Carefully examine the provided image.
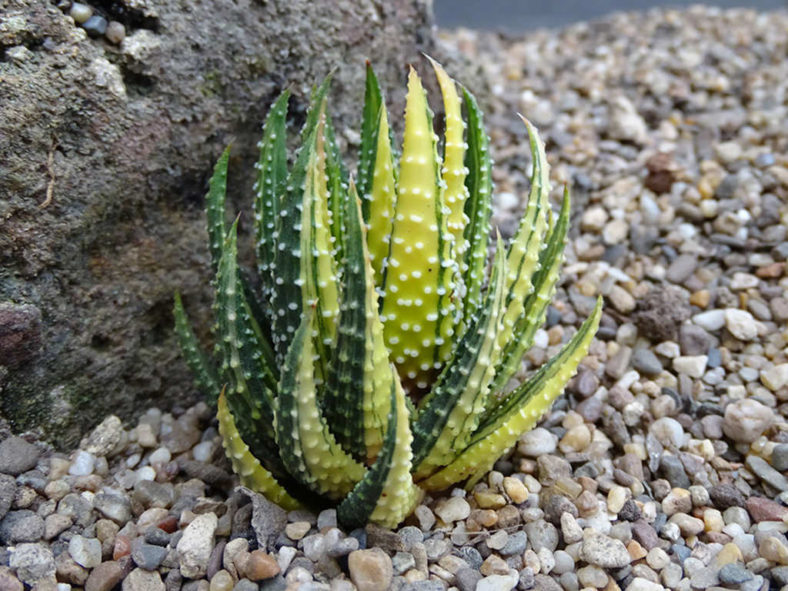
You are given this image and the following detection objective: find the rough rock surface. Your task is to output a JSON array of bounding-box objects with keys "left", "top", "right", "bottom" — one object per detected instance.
[{"left": 0, "top": 0, "right": 439, "bottom": 446}]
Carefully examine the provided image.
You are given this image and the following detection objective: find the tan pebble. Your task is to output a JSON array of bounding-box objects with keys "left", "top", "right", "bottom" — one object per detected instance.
[
  {"left": 243, "top": 550, "right": 280, "bottom": 581},
  {"left": 559, "top": 425, "right": 592, "bottom": 453},
  {"left": 480, "top": 554, "right": 510, "bottom": 576},
  {"left": 403, "top": 569, "right": 426, "bottom": 582},
  {"left": 348, "top": 548, "right": 393, "bottom": 591},
  {"left": 576, "top": 490, "right": 599, "bottom": 516},
  {"left": 473, "top": 491, "right": 506, "bottom": 509},
  {"left": 209, "top": 570, "right": 233, "bottom": 591},
  {"left": 703, "top": 508, "right": 724, "bottom": 532},
  {"left": 759, "top": 537, "right": 788, "bottom": 565},
  {"left": 471, "top": 509, "right": 498, "bottom": 528},
  {"left": 713, "top": 542, "right": 742, "bottom": 567},
  {"left": 523, "top": 549, "right": 541, "bottom": 574},
  {"left": 503, "top": 477, "right": 528, "bottom": 504},
  {"left": 627, "top": 540, "right": 648, "bottom": 561},
  {"left": 285, "top": 521, "right": 311, "bottom": 540},
  {"left": 608, "top": 486, "right": 630, "bottom": 514},
  {"left": 757, "top": 262, "right": 785, "bottom": 278},
  {"left": 689, "top": 290, "right": 710, "bottom": 308}
]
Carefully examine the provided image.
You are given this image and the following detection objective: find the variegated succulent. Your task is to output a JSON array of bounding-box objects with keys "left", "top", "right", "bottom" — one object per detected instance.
[{"left": 174, "top": 60, "right": 601, "bottom": 529}]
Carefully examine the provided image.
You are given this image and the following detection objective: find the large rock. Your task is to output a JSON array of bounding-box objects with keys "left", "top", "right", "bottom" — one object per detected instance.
[{"left": 0, "top": 0, "right": 440, "bottom": 446}]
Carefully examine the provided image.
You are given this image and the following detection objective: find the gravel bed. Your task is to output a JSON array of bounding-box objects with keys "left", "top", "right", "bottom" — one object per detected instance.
[{"left": 2, "top": 6, "right": 788, "bottom": 591}]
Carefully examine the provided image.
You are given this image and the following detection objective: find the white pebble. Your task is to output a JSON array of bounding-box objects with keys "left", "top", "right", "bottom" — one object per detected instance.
[
  {"left": 692, "top": 310, "right": 725, "bottom": 331},
  {"left": 724, "top": 309, "right": 758, "bottom": 341},
  {"left": 192, "top": 441, "right": 214, "bottom": 463},
  {"left": 148, "top": 447, "right": 172, "bottom": 465},
  {"left": 69, "top": 450, "right": 96, "bottom": 476}
]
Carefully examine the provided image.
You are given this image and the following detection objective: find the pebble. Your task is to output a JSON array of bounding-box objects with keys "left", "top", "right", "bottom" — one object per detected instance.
[
  {"left": 348, "top": 549, "right": 392, "bottom": 591},
  {"left": 0, "top": 510, "right": 44, "bottom": 543},
  {"left": 672, "top": 355, "right": 707, "bottom": 378},
  {"left": 8, "top": 543, "right": 55, "bottom": 585},
  {"left": 723, "top": 399, "right": 774, "bottom": 443},
  {"left": 746, "top": 455, "right": 788, "bottom": 492},
  {"left": 719, "top": 563, "right": 753, "bottom": 584},
  {"left": 517, "top": 428, "right": 557, "bottom": 457},
  {"left": 433, "top": 497, "right": 470, "bottom": 523},
  {"left": 243, "top": 550, "right": 280, "bottom": 581},
  {"left": 82, "top": 15, "right": 108, "bottom": 37},
  {"left": 761, "top": 364, "right": 788, "bottom": 391},
  {"left": 123, "top": 568, "right": 165, "bottom": 591},
  {"left": 69, "top": 535, "right": 102, "bottom": 569},
  {"left": 69, "top": 2, "right": 93, "bottom": 23},
  {"left": 0, "top": 437, "right": 41, "bottom": 475},
  {"left": 580, "top": 531, "right": 631, "bottom": 568},
  {"left": 724, "top": 309, "right": 758, "bottom": 341},
  {"left": 691, "top": 312, "right": 724, "bottom": 335},
  {"left": 177, "top": 513, "right": 217, "bottom": 579},
  {"left": 632, "top": 348, "right": 662, "bottom": 375},
  {"left": 85, "top": 561, "right": 124, "bottom": 591},
  {"left": 105, "top": 20, "right": 126, "bottom": 44}
]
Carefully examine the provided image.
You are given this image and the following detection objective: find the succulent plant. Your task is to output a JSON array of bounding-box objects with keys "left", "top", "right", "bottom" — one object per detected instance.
[{"left": 174, "top": 60, "right": 601, "bottom": 528}]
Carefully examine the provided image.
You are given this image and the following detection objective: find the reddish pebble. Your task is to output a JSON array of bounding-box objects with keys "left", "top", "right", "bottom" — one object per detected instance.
[
  {"left": 746, "top": 496, "right": 788, "bottom": 522},
  {"left": 157, "top": 516, "right": 178, "bottom": 533},
  {"left": 112, "top": 535, "right": 131, "bottom": 560}
]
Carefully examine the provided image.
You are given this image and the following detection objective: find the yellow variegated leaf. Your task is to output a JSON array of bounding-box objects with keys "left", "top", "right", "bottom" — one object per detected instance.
[
  {"left": 369, "top": 371, "right": 423, "bottom": 527},
  {"left": 217, "top": 390, "right": 301, "bottom": 511},
  {"left": 382, "top": 67, "right": 456, "bottom": 389},
  {"left": 419, "top": 298, "right": 602, "bottom": 491},
  {"left": 366, "top": 107, "right": 397, "bottom": 285}
]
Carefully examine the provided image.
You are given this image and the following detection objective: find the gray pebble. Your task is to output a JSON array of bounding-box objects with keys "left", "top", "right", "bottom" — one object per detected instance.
[
  {"left": 0, "top": 510, "right": 45, "bottom": 544},
  {"left": 718, "top": 563, "right": 753, "bottom": 585},
  {"left": 0, "top": 474, "right": 15, "bottom": 521},
  {"left": 0, "top": 437, "right": 40, "bottom": 476},
  {"left": 455, "top": 567, "right": 482, "bottom": 591},
  {"left": 659, "top": 454, "right": 690, "bottom": 488},
  {"left": 82, "top": 15, "right": 108, "bottom": 37},
  {"left": 94, "top": 492, "right": 132, "bottom": 524},
  {"left": 131, "top": 537, "right": 168, "bottom": 571},
  {"left": 233, "top": 580, "right": 258, "bottom": 591},
  {"left": 391, "top": 552, "right": 415, "bottom": 575},
  {"left": 8, "top": 543, "right": 55, "bottom": 585},
  {"left": 666, "top": 254, "right": 697, "bottom": 284},
  {"left": 500, "top": 531, "right": 528, "bottom": 556},
  {"left": 632, "top": 348, "right": 662, "bottom": 376},
  {"left": 746, "top": 455, "right": 788, "bottom": 492},
  {"left": 771, "top": 443, "right": 788, "bottom": 472},
  {"left": 524, "top": 520, "right": 558, "bottom": 552},
  {"left": 423, "top": 537, "right": 451, "bottom": 561}
]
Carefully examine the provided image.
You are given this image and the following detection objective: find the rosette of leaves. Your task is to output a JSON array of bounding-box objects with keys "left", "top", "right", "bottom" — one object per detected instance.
[{"left": 174, "top": 60, "right": 601, "bottom": 529}]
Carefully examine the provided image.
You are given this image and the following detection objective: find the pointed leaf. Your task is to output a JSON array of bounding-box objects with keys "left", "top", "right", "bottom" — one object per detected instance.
[
  {"left": 173, "top": 292, "right": 221, "bottom": 404},
  {"left": 357, "top": 62, "right": 383, "bottom": 211},
  {"left": 411, "top": 238, "right": 506, "bottom": 481},
  {"left": 419, "top": 298, "right": 602, "bottom": 491},
  {"left": 460, "top": 87, "right": 493, "bottom": 324},
  {"left": 206, "top": 146, "right": 231, "bottom": 274},
  {"left": 338, "top": 373, "right": 421, "bottom": 529},
  {"left": 254, "top": 90, "right": 290, "bottom": 316},
  {"left": 497, "top": 118, "right": 550, "bottom": 353},
  {"left": 365, "top": 106, "right": 397, "bottom": 284},
  {"left": 215, "top": 221, "right": 279, "bottom": 468},
  {"left": 429, "top": 57, "right": 469, "bottom": 261},
  {"left": 490, "top": 186, "right": 571, "bottom": 395},
  {"left": 323, "top": 182, "right": 392, "bottom": 462},
  {"left": 275, "top": 311, "right": 366, "bottom": 500},
  {"left": 382, "top": 67, "right": 457, "bottom": 389},
  {"left": 217, "top": 389, "right": 302, "bottom": 511}
]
